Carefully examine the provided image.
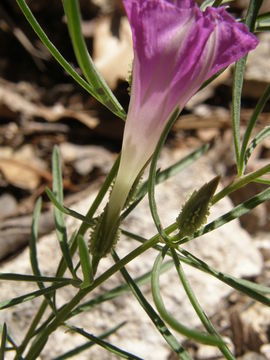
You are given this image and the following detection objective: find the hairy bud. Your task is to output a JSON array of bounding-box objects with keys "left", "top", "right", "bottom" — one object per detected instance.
[{"left": 176, "top": 176, "right": 220, "bottom": 237}]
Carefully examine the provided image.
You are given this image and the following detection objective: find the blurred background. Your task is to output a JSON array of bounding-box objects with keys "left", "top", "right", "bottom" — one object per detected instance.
[{"left": 0, "top": 1, "right": 270, "bottom": 358}]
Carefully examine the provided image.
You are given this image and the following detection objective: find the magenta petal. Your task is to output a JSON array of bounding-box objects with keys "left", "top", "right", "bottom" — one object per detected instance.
[
  {"left": 124, "top": 0, "right": 258, "bottom": 111},
  {"left": 108, "top": 0, "right": 258, "bottom": 224},
  {"left": 206, "top": 7, "right": 259, "bottom": 77}
]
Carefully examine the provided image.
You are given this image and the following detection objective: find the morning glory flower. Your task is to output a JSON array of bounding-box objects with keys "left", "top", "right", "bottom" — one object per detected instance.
[{"left": 90, "top": 0, "right": 258, "bottom": 269}]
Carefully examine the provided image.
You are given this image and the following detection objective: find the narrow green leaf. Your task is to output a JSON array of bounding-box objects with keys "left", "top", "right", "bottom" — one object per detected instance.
[
  {"left": 0, "top": 273, "right": 76, "bottom": 284},
  {"left": 253, "top": 178, "right": 270, "bottom": 186},
  {"left": 111, "top": 250, "right": 192, "bottom": 360},
  {"left": 255, "top": 12, "right": 270, "bottom": 32},
  {"left": 46, "top": 188, "right": 93, "bottom": 225},
  {"left": 200, "top": 0, "right": 233, "bottom": 10},
  {"left": 122, "top": 144, "right": 209, "bottom": 221},
  {"left": 231, "top": 277, "right": 270, "bottom": 295},
  {"left": 71, "top": 260, "right": 174, "bottom": 317},
  {"left": 233, "top": 0, "right": 262, "bottom": 174},
  {"left": 17, "top": 301, "right": 48, "bottom": 357},
  {"left": 124, "top": 229, "right": 270, "bottom": 307},
  {"left": 15, "top": 0, "right": 126, "bottom": 120},
  {"left": 53, "top": 322, "right": 126, "bottom": 360},
  {"left": 52, "top": 146, "right": 75, "bottom": 278},
  {"left": 179, "top": 185, "right": 270, "bottom": 243},
  {"left": 212, "top": 163, "right": 270, "bottom": 204},
  {"left": 30, "top": 198, "right": 42, "bottom": 277},
  {"left": 245, "top": 125, "right": 270, "bottom": 166},
  {"left": 239, "top": 83, "right": 270, "bottom": 174},
  {"left": 78, "top": 235, "right": 93, "bottom": 288},
  {"left": 62, "top": 0, "right": 125, "bottom": 120},
  {"left": 171, "top": 249, "right": 235, "bottom": 360},
  {"left": 179, "top": 248, "right": 270, "bottom": 307},
  {"left": 139, "top": 144, "right": 209, "bottom": 198},
  {"left": 65, "top": 324, "right": 143, "bottom": 360},
  {"left": 30, "top": 198, "right": 56, "bottom": 311},
  {"left": 148, "top": 109, "right": 180, "bottom": 243},
  {"left": 0, "top": 283, "right": 68, "bottom": 310},
  {"left": 0, "top": 323, "right": 7, "bottom": 360},
  {"left": 245, "top": 0, "right": 263, "bottom": 31},
  {"left": 232, "top": 58, "right": 246, "bottom": 168},
  {"left": 151, "top": 248, "right": 225, "bottom": 346},
  {"left": 33, "top": 260, "right": 175, "bottom": 339},
  {"left": 55, "top": 153, "right": 120, "bottom": 279}
]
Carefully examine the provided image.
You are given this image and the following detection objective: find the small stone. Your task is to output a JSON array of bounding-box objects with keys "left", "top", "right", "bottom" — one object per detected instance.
[
  {"left": 0, "top": 193, "right": 17, "bottom": 218},
  {"left": 196, "top": 344, "right": 221, "bottom": 359},
  {"left": 238, "top": 352, "right": 266, "bottom": 360},
  {"left": 260, "top": 344, "right": 270, "bottom": 360}
]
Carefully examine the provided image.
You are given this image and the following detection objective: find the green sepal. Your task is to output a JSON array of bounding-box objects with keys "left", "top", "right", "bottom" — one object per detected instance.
[
  {"left": 123, "top": 173, "right": 143, "bottom": 210},
  {"left": 89, "top": 206, "right": 120, "bottom": 274},
  {"left": 176, "top": 176, "right": 220, "bottom": 238}
]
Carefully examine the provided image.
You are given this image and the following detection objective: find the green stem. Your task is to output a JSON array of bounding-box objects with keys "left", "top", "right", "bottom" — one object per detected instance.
[
  {"left": 16, "top": 301, "right": 48, "bottom": 358},
  {"left": 111, "top": 250, "right": 192, "bottom": 359},
  {"left": 148, "top": 109, "right": 180, "bottom": 243},
  {"left": 239, "top": 83, "right": 270, "bottom": 175},
  {"left": 233, "top": 0, "right": 263, "bottom": 175},
  {"left": 56, "top": 154, "right": 120, "bottom": 277},
  {"left": 212, "top": 0, "right": 223, "bottom": 6},
  {"left": 19, "top": 155, "right": 120, "bottom": 357},
  {"left": 151, "top": 248, "right": 224, "bottom": 346},
  {"left": 15, "top": 0, "right": 126, "bottom": 120},
  {"left": 171, "top": 249, "right": 235, "bottom": 360},
  {"left": 212, "top": 163, "right": 270, "bottom": 204},
  {"left": 62, "top": 0, "right": 126, "bottom": 119},
  {"left": 24, "top": 226, "right": 174, "bottom": 359}
]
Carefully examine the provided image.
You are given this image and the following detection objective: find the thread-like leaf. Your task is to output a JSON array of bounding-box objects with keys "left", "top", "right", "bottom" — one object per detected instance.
[
  {"left": 0, "top": 283, "right": 68, "bottom": 310},
  {"left": 30, "top": 198, "right": 56, "bottom": 310},
  {"left": 200, "top": 0, "right": 233, "bottom": 10},
  {"left": 0, "top": 323, "right": 7, "bottom": 360},
  {"left": 52, "top": 146, "right": 75, "bottom": 278},
  {"left": 78, "top": 235, "right": 93, "bottom": 288},
  {"left": 122, "top": 144, "right": 209, "bottom": 221},
  {"left": 46, "top": 188, "right": 93, "bottom": 225},
  {"left": 171, "top": 249, "right": 235, "bottom": 360},
  {"left": 15, "top": 0, "right": 126, "bottom": 120},
  {"left": 0, "top": 273, "right": 75, "bottom": 283},
  {"left": 54, "top": 322, "right": 126, "bottom": 360},
  {"left": 233, "top": 0, "right": 263, "bottom": 173},
  {"left": 151, "top": 248, "right": 225, "bottom": 346},
  {"left": 244, "top": 125, "right": 270, "bottom": 165},
  {"left": 111, "top": 250, "right": 192, "bottom": 360},
  {"left": 148, "top": 108, "right": 180, "bottom": 243},
  {"left": 62, "top": 0, "right": 125, "bottom": 120},
  {"left": 255, "top": 12, "right": 270, "bottom": 32},
  {"left": 124, "top": 229, "right": 270, "bottom": 306},
  {"left": 239, "top": 83, "right": 270, "bottom": 174},
  {"left": 64, "top": 324, "right": 143, "bottom": 360}
]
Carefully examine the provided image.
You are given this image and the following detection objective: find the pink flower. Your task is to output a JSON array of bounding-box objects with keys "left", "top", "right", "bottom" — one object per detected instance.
[{"left": 91, "top": 0, "right": 258, "bottom": 268}]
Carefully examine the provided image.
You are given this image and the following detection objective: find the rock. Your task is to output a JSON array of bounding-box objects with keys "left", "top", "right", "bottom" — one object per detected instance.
[
  {"left": 197, "top": 337, "right": 234, "bottom": 360},
  {"left": 260, "top": 344, "right": 270, "bottom": 360},
  {"left": 255, "top": 233, "right": 270, "bottom": 261},
  {"left": 244, "top": 33, "right": 270, "bottom": 99},
  {"left": 59, "top": 143, "right": 114, "bottom": 175},
  {"left": 0, "top": 148, "right": 263, "bottom": 359},
  {"left": 239, "top": 302, "right": 270, "bottom": 348},
  {"left": 0, "top": 210, "right": 55, "bottom": 260},
  {"left": 0, "top": 193, "right": 17, "bottom": 219},
  {"left": 238, "top": 352, "right": 267, "bottom": 360},
  {"left": 93, "top": 16, "right": 133, "bottom": 89}
]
